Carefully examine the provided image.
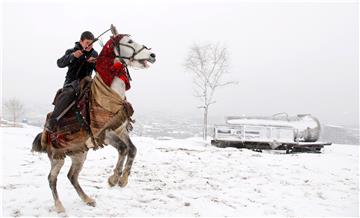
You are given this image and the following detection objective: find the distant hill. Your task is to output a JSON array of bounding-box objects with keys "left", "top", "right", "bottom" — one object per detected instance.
[{"left": 321, "top": 125, "right": 359, "bottom": 145}]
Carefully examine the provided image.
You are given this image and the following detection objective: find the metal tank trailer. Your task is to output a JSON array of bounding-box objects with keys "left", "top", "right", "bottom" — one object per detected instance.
[{"left": 211, "top": 113, "right": 332, "bottom": 153}]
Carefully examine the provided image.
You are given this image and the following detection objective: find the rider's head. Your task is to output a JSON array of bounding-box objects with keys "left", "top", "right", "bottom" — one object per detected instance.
[{"left": 80, "top": 31, "right": 95, "bottom": 51}]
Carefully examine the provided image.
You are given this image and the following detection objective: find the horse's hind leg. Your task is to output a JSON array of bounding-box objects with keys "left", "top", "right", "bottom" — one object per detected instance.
[
  {"left": 67, "top": 151, "right": 96, "bottom": 207},
  {"left": 105, "top": 130, "right": 128, "bottom": 187},
  {"left": 48, "top": 157, "right": 65, "bottom": 213}
]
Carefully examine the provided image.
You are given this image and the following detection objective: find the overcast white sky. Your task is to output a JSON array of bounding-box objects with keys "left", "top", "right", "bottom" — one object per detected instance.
[{"left": 1, "top": 0, "right": 359, "bottom": 127}]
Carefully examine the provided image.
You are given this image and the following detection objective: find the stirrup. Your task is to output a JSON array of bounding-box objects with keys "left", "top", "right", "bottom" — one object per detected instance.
[
  {"left": 45, "top": 123, "right": 55, "bottom": 133},
  {"left": 48, "top": 132, "right": 61, "bottom": 148},
  {"left": 45, "top": 118, "right": 57, "bottom": 133}
]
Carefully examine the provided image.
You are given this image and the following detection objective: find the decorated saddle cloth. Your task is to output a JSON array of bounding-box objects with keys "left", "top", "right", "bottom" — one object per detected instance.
[{"left": 89, "top": 73, "right": 127, "bottom": 134}]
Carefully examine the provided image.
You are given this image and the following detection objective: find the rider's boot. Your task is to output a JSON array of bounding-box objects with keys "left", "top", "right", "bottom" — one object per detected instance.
[{"left": 45, "top": 86, "right": 76, "bottom": 133}]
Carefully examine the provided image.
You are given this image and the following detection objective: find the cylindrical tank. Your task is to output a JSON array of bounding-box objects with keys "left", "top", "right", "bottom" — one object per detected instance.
[{"left": 226, "top": 114, "right": 321, "bottom": 142}]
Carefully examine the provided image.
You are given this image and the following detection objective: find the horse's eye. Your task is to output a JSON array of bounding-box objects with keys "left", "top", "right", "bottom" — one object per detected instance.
[{"left": 128, "top": 40, "right": 133, "bottom": 44}]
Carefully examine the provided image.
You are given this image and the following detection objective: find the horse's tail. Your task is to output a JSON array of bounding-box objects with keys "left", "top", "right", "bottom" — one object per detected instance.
[{"left": 31, "top": 132, "right": 47, "bottom": 153}]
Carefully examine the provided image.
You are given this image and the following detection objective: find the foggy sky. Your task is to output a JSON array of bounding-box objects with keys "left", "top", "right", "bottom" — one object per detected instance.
[{"left": 1, "top": 0, "right": 359, "bottom": 127}]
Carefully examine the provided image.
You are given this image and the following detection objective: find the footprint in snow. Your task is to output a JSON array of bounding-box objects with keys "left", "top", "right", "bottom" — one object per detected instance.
[
  {"left": 11, "top": 209, "right": 22, "bottom": 217},
  {"left": 317, "top": 192, "right": 326, "bottom": 200}
]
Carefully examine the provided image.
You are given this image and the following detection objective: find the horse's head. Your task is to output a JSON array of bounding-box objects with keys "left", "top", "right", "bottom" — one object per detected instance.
[{"left": 114, "top": 34, "right": 156, "bottom": 69}]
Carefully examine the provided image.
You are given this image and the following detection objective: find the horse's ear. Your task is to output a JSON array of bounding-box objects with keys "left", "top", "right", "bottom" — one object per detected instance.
[
  {"left": 110, "top": 24, "right": 118, "bottom": 36},
  {"left": 110, "top": 34, "right": 122, "bottom": 42}
]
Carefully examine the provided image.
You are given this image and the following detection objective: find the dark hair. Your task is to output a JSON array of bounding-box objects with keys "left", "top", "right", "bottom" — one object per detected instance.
[{"left": 80, "top": 31, "right": 95, "bottom": 41}]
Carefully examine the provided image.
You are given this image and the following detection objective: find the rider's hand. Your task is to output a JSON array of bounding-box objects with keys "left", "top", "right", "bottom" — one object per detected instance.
[
  {"left": 87, "top": 57, "right": 96, "bottom": 63},
  {"left": 72, "top": 50, "right": 83, "bottom": 58}
]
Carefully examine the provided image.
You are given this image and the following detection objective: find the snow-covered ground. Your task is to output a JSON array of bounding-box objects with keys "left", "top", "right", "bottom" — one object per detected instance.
[{"left": 0, "top": 124, "right": 359, "bottom": 217}]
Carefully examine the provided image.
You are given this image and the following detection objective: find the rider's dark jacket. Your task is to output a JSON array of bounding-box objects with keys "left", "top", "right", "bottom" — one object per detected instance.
[{"left": 57, "top": 42, "right": 98, "bottom": 86}]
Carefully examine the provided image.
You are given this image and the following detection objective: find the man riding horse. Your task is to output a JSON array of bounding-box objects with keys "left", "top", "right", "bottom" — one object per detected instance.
[
  {"left": 32, "top": 25, "right": 156, "bottom": 213},
  {"left": 45, "top": 31, "right": 98, "bottom": 133}
]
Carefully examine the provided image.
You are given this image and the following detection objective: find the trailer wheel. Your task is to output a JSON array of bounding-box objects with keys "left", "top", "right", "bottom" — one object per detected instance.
[
  {"left": 286, "top": 148, "right": 293, "bottom": 154},
  {"left": 211, "top": 140, "right": 226, "bottom": 148}
]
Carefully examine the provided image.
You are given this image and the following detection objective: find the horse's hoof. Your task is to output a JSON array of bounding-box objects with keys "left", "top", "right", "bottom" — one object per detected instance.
[
  {"left": 55, "top": 201, "right": 66, "bottom": 213},
  {"left": 118, "top": 177, "right": 128, "bottom": 188},
  {"left": 85, "top": 198, "right": 96, "bottom": 207},
  {"left": 108, "top": 175, "right": 119, "bottom": 187}
]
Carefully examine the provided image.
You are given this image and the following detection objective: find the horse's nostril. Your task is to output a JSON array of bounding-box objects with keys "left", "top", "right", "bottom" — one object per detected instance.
[{"left": 150, "top": 53, "right": 156, "bottom": 58}]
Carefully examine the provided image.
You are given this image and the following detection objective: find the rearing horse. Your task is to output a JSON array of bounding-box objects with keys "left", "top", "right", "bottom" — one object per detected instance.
[{"left": 31, "top": 28, "right": 156, "bottom": 213}]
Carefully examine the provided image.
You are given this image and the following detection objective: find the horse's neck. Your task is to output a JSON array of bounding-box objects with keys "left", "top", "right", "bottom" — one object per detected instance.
[{"left": 110, "top": 77, "right": 126, "bottom": 100}]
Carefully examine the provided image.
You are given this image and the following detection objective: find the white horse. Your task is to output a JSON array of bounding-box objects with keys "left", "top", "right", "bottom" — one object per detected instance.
[{"left": 32, "top": 32, "right": 156, "bottom": 213}]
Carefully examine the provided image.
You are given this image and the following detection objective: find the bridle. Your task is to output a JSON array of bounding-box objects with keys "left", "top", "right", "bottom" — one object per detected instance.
[
  {"left": 119, "top": 42, "right": 150, "bottom": 62},
  {"left": 108, "top": 25, "right": 152, "bottom": 80},
  {"left": 113, "top": 35, "right": 151, "bottom": 64},
  {"left": 109, "top": 24, "right": 151, "bottom": 66}
]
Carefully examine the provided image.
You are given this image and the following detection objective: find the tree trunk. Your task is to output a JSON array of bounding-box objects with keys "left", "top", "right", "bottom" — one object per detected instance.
[
  {"left": 13, "top": 111, "right": 16, "bottom": 127},
  {"left": 203, "top": 107, "right": 208, "bottom": 140}
]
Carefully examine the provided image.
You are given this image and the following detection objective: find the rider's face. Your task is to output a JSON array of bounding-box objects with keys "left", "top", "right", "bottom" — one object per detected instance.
[{"left": 80, "top": 39, "right": 93, "bottom": 51}]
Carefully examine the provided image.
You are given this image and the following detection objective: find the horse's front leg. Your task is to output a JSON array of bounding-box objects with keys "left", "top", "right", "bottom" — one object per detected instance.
[
  {"left": 112, "top": 122, "right": 136, "bottom": 188},
  {"left": 105, "top": 130, "right": 129, "bottom": 187},
  {"left": 118, "top": 137, "right": 137, "bottom": 188}
]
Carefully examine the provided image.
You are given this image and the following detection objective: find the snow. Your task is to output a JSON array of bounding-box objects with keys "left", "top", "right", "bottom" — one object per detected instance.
[{"left": 0, "top": 125, "right": 359, "bottom": 217}]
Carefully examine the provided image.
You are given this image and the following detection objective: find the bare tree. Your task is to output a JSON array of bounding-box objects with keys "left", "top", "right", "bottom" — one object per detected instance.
[
  {"left": 184, "top": 43, "right": 236, "bottom": 140},
  {"left": 4, "top": 98, "right": 24, "bottom": 126}
]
